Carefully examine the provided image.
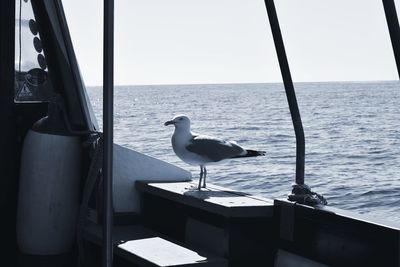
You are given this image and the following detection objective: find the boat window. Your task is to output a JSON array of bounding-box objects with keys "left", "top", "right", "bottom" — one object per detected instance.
[{"left": 14, "top": 0, "right": 53, "bottom": 102}]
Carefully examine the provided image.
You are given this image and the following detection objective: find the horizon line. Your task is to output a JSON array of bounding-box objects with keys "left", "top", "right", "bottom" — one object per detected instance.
[{"left": 85, "top": 79, "right": 399, "bottom": 88}]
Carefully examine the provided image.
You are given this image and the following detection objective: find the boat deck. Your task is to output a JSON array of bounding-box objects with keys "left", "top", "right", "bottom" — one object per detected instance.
[{"left": 82, "top": 181, "right": 400, "bottom": 267}]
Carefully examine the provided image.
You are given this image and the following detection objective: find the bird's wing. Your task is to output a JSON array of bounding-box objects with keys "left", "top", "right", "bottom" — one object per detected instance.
[{"left": 186, "top": 135, "right": 244, "bottom": 162}]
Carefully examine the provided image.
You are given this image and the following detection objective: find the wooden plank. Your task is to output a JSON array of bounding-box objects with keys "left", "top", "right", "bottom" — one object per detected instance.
[
  {"left": 84, "top": 223, "right": 227, "bottom": 267},
  {"left": 138, "top": 182, "right": 276, "bottom": 266},
  {"left": 84, "top": 223, "right": 158, "bottom": 245},
  {"left": 136, "top": 181, "right": 273, "bottom": 218},
  {"left": 118, "top": 237, "right": 226, "bottom": 267},
  {"left": 275, "top": 199, "right": 400, "bottom": 266},
  {"left": 275, "top": 198, "right": 400, "bottom": 230}
]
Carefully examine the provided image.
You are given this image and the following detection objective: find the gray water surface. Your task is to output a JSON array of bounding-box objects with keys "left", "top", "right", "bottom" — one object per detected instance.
[{"left": 87, "top": 81, "right": 400, "bottom": 222}]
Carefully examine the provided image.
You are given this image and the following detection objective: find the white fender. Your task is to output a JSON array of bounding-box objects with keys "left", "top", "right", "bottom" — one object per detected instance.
[{"left": 17, "top": 130, "right": 81, "bottom": 255}]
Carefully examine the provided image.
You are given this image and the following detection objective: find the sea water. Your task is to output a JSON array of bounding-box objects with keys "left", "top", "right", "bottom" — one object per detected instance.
[{"left": 87, "top": 81, "right": 400, "bottom": 222}]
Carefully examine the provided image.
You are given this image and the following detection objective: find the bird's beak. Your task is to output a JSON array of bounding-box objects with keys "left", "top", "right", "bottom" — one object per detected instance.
[{"left": 164, "top": 120, "right": 174, "bottom": 126}]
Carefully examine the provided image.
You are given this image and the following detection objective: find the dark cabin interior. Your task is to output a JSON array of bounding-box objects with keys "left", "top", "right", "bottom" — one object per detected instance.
[{"left": 0, "top": 1, "right": 92, "bottom": 265}]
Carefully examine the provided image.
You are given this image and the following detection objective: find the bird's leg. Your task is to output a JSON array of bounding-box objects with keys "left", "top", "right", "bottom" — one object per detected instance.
[
  {"left": 202, "top": 167, "right": 207, "bottom": 188},
  {"left": 198, "top": 166, "right": 204, "bottom": 190}
]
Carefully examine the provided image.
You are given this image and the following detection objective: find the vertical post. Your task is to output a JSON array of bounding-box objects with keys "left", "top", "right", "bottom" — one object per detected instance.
[
  {"left": 0, "top": 0, "right": 18, "bottom": 261},
  {"left": 103, "top": 0, "right": 114, "bottom": 266},
  {"left": 264, "top": 0, "right": 305, "bottom": 185},
  {"left": 382, "top": 0, "right": 400, "bottom": 79}
]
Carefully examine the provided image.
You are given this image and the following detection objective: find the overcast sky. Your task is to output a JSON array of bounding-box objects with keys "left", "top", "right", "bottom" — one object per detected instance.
[{"left": 62, "top": 0, "right": 399, "bottom": 86}]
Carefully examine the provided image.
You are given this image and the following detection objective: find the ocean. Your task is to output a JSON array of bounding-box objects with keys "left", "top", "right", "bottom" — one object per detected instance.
[{"left": 87, "top": 81, "right": 400, "bottom": 222}]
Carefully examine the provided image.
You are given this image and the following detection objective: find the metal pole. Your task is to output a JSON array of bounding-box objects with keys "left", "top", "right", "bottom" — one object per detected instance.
[
  {"left": 382, "top": 0, "right": 400, "bottom": 79},
  {"left": 264, "top": 0, "right": 305, "bottom": 185},
  {"left": 103, "top": 0, "right": 114, "bottom": 266}
]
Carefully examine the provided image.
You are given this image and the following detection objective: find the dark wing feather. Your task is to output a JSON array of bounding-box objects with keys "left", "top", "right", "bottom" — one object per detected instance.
[{"left": 186, "top": 135, "right": 244, "bottom": 162}]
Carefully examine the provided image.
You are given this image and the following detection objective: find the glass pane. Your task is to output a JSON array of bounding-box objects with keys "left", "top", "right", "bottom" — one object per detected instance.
[{"left": 15, "top": 0, "right": 53, "bottom": 102}]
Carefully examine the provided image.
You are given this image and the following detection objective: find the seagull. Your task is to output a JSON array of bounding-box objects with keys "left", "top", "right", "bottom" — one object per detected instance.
[{"left": 164, "top": 115, "right": 266, "bottom": 190}]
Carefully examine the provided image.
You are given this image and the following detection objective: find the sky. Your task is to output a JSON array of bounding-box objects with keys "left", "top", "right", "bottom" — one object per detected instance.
[{"left": 62, "top": 0, "right": 400, "bottom": 86}]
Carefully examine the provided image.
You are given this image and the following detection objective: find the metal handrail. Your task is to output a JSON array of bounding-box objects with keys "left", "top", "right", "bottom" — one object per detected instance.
[
  {"left": 264, "top": 0, "right": 305, "bottom": 185},
  {"left": 264, "top": 0, "right": 327, "bottom": 206},
  {"left": 383, "top": 0, "right": 400, "bottom": 79},
  {"left": 103, "top": 0, "right": 114, "bottom": 266}
]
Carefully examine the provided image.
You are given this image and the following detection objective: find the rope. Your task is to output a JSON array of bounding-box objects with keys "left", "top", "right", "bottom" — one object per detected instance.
[
  {"left": 77, "top": 134, "right": 103, "bottom": 267},
  {"left": 288, "top": 183, "right": 327, "bottom": 206}
]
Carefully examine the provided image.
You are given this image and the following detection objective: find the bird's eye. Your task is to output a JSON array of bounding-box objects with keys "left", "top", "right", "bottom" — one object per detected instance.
[{"left": 179, "top": 118, "right": 183, "bottom": 121}]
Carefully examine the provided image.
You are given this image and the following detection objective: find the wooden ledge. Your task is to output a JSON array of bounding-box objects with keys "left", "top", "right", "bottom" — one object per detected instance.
[
  {"left": 136, "top": 181, "right": 274, "bottom": 218},
  {"left": 84, "top": 223, "right": 227, "bottom": 267},
  {"left": 275, "top": 198, "right": 400, "bottom": 230},
  {"left": 118, "top": 237, "right": 227, "bottom": 267}
]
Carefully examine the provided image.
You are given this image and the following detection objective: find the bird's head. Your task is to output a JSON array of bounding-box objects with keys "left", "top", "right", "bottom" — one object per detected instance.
[{"left": 164, "top": 114, "right": 191, "bottom": 130}]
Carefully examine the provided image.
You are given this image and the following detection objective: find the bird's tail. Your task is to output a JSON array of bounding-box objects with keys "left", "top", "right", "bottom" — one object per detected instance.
[{"left": 232, "top": 149, "right": 266, "bottom": 158}]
